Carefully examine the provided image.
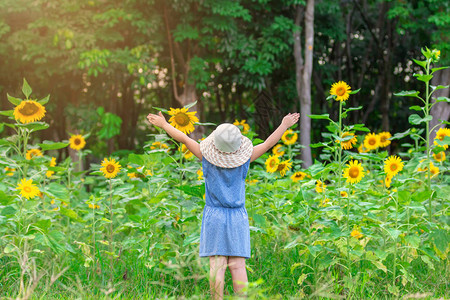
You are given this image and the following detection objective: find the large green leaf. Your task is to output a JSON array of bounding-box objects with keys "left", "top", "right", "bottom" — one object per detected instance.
[
  {"left": 22, "top": 78, "right": 32, "bottom": 99},
  {"left": 394, "top": 90, "right": 420, "bottom": 97},
  {"left": 38, "top": 140, "right": 69, "bottom": 150}
]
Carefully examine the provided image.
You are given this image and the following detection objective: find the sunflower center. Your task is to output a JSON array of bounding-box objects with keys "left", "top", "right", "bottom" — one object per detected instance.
[
  {"left": 369, "top": 138, "right": 376, "bottom": 145},
  {"left": 277, "top": 163, "right": 285, "bottom": 171},
  {"left": 174, "top": 113, "right": 190, "bottom": 126},
  {"left": 435, "top": 153, "right": 442, "bottom": 160},
  {"left": 438, "top": 134, "right": 444, "bottom": 141},
  {"left": 390, "top": 164, "right": 397, "bottom": 171},
  {"left": 19, "top": 102, "right": 40, "bottom": 116},
  {"left": 349, "top": 167, "right": 360, "bottom": 178},
  {"left": 106, "top": 165, "right": 116, "bottom": 173},
  {"left": 380, "top": 136, "right": 386, "bottom": 143},
  {"left": 74, "top": 138, "right": 81, "bottom": 145},
  {"left": 23, "top": 186, "right": 32, "bottom": 193},
  {"left": 269, "top": 160, "right": 277, "bottom": 168},
  {"left": 336, "top": 87, "right": 346, "bottom": 96}
]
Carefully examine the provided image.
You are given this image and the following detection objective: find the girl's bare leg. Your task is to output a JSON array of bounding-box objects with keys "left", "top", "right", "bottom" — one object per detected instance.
[
  {"left": 228, "top": 256, "right": 248, "bottom": 296},
  {"left": 209, "top": 255, "right": 228, "bottom": 300}
]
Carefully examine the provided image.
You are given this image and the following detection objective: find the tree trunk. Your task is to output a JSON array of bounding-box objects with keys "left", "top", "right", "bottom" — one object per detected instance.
[
  {"left": 294, "top": 1, "right": 314, "bottom": 168},
  {"left": 430, "top": 68, "right": 450, "bottom": 140}
]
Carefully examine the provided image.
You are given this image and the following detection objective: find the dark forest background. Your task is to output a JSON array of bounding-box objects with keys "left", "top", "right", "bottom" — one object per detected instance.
[{"left": 0, "top": 0, "right": 448, "bottom": 163}]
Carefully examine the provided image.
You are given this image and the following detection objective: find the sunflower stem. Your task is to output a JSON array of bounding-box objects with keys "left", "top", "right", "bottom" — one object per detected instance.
[
  {"left": 424, "top": 59, "right": 432, "bottom": 223},
  {"left": 109, "top": 179, "right": 114, "bottom": 284},
  {"left": 338, "top": 100, "right": 343, "bottom": 207}
]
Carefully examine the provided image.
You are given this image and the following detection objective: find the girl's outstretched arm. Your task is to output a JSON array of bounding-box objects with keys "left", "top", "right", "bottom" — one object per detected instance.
[
  {"left": 147, "top": 111, "right": 202, "bottom": 160},
  {"left": 250, "top": 113, "right": 300, "bottom": 162}
]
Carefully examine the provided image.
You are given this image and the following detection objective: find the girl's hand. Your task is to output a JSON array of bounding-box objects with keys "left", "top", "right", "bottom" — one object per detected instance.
[
  {"left": 147, "top": 111, "right": 168, "bottom": 128},
  {"left": 281, "top": 113, "right": 300, "bottom": 128}
]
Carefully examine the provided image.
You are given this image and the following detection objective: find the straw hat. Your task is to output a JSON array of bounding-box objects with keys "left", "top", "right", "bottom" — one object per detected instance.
[{"left": 200, "top": 123, "right": 253, "bottom": 168}]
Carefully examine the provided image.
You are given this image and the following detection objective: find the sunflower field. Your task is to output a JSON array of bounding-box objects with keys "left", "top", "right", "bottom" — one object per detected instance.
[{"left": 0, "top": 44, "right": 448, "bottom": 300}]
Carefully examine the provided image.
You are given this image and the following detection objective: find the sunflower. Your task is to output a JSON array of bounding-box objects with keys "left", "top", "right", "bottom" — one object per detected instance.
[
  {"left": 180, "top": 144, "right": 193, "bottom": 159},
  {"left": 276, "top": 159, "right": 292, "bottom": 177},
  {"left": 265, "top": 155, "right": 280, "bottom": 173},
  {"left": 150, "top": 141, "right": 169, "bottom": 150},
  {"left": 340, "top": 191, "right": 348, "bottom": 198},
  {"left": 351, "top": 229, "right": 363, "bottom": 239},
  {"left": 168, "top": 107, "right": 199, "bottom": 134},
  {"left": 25, "top": 148, "right": 43, "bottom": 160},
  {"left": 145, "top": 170, "right": 153, "bottom": 176},
  {"left": 337, "top": 132, "right": 357, "bottom": 150},
  {"left": 100, "top": 158, "right": 121, "bottom": 178},
  {"left": 46, "top": 157, "right": 57, "bottom": 178},
  {"left": 197, "top": 169, "right": 203, "bottom": 180},
  {"left": 343, "top": 160, "right": 365, "bottom": 184},
  {"left": 13, "top": 100, "right": 46, "bottom": 124},
  {"left": 4, "top": 167, "right": 16, "bottom": 176},
  {"left": 378, "top": 132, "right": 392, "bottom": 148},
  {"left": 434, "top": 127, "right": 450, "bottom": 150},
  {"left": 330, "top": 81, "right": 352, "bottom": 102},
  {"left": 16, "top": 178, "right": 40, "bottom": 199},
  {"left": 384, "top": 155, "right": 404, "bottom": 177},
  {"left": 272, "top": 144, "right": 285, "bottom": 156},
  {"left": 88, "top": 203, "right": 100, "bottom": 209},
  {"left": 385, "top": 174, "right": 393, "bottom": 188},
  {"left": 315, "top": 180, "right": 326, "bottom": 193},
  {"left": 69, "top": 134, "right": 86, "bottom": 151},
  {"left": 281, "top": 129, "right": 298, "bottom": 146},
  {"left": 290, "top": 171, "right": 307, "bottom": 182},
  {"left": 233, "top": 119, "right": 250, "bottom": 133},
  {"left": 433, "top": 151, "right": 446, "bottom": 163},
  {"left": 363, "top": 133, "right": 380, "bottom": 151},
  {"left": 429, "top": 163, "right": 439, "bottom": 178}
]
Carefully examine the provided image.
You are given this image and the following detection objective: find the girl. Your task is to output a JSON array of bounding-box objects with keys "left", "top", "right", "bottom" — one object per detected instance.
[{"left": 147, "top": 111, "right": 299, "bottom": 299}]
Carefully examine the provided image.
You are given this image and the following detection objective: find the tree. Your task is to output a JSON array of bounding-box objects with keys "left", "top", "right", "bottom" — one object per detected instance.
[{"left": 294, "top": 0, "right": 314, "bottom": 167}]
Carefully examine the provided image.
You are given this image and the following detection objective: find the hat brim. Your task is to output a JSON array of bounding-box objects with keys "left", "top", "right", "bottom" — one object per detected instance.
[{"left": 200, "top": 132, "right": 253, "bottom": 168}]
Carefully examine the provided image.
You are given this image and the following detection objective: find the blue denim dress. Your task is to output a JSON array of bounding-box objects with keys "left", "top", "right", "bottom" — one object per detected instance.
[{"left": 199, "top": 157, "right": 251, "bottom": 259}]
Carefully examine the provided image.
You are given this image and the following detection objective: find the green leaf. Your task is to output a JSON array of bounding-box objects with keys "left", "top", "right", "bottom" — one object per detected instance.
[
  {"left": 184, "top": 101, "right": 198, "bottom": 110},
  {"left": 391, "top": 129, "right": 411, "bottom": 140},
  {"left": 348, "top": 88, "right": 361, "bottom": 95},
  {"left": 177, "top": 185, "right": 205, "bottom": 198},
  {"left": 394, "top": 90, "right": 420, "bottom": 97},
  {"left": 128, "top": 153, "right": 145, "bottom": 165},
  {"left": 38, "top": 94, "right": 50, "bottom": 105},
  {"left": 7, "top": 93, "right": 22, "bottom": 106},
  {"left": 413, "top": 74, "right": 433, "bottom": 82},
  {"left": 409, "top": 106, "right": 423, "bottom": 111},
  {"left": 22, "top": 78, "right": 32, "bottom": 99},
  {"left": 344, "top": 106, "right": 363, "bottom": 112},
  {"left": 431, "top": 66, "right": 449, "bottom": 74},
  {"left": 0, "top": 110, "right": 13, "bottom": 117},
  {"left": 195, "top": 122, "right": 216, "bottom": 126},
  {"left": 430, "top": 229, "right": 449, "bottom": 253},
  {"left": 308, "top": 114, "right": 330, "bottom": 120},
  {"left": 405, "top": 235, "right": 420, "bottom": 248},
  {"left": 409, "top": 114, "right": 432, "bottom": 125},
  {"left": 436, "top": 97, "right": 450, "bottom": 103},
  {"left": 38, "top": 141, "right": 69, "bottom": 150},
  {"left": 420, "top": 255, "right": 435, "bottom": 270},
  {"left": 45, "top": 182, "right": 69, "bottom": 200},
  {"left": 412, "top": 58, "right": 427, "bottom": 69},
  {"left": 152, "top": 106, "right": 168, "bottom": 113},
  {"left": 60, "top": 208, "right": 83, "bottom": 222}
]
